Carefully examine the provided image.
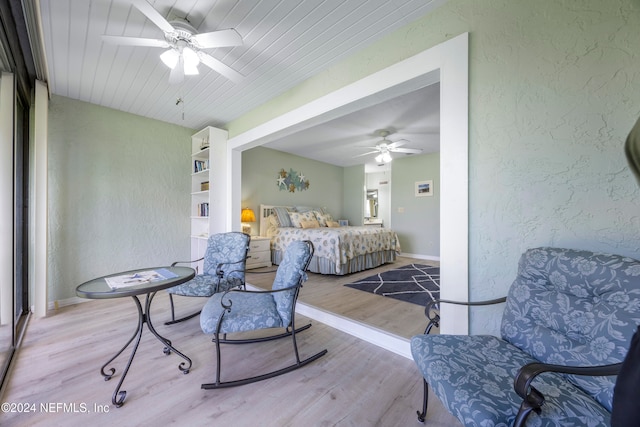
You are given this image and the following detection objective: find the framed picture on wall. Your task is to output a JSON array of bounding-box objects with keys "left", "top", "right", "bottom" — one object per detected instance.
[{"left": 415, "top": 180, "right": 433, "bottom": 197}]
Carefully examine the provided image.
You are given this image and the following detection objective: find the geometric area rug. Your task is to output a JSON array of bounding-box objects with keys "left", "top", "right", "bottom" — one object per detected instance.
[{"left": 344, "top": 264, "right": 439, "bottom": 306}]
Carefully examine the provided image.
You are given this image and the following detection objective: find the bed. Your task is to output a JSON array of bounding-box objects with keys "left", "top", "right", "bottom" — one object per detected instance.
[{"left": 259, "top": 204, "right": 401, "bottom": 275}]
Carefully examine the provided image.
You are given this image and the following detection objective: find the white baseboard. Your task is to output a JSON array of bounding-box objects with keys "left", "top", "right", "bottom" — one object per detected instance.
[
  {"left": 43, "top": 296, "right": 89, "bottom": 312},
  {"left": 246, "top": 283, "right": 412, "bottom": 360},
  {"left": 400, "top": 253, "right": 440, "bottom": 262},
  {"left": 296, "top": 302, "right": 412, "bottom": 360}
]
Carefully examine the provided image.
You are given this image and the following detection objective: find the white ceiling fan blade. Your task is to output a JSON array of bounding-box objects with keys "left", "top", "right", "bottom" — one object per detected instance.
[
  {"left": 168, "top": 56, "right": 185, "bottom": 85},
  {"left": 193, "top": 29, "right": 243, "bottom": 48},
  {"left": 199, "top": 52, "right": 244, "bottom": 83},
  {"left": 132, "top": 0, "right": 175, "bottom": 33},
  {"left": 387, "top": 139, "right": 408, "bottom": 149},
  {"left": 353, "top": 150, "right": 379, "bottom": 158},
  {"left": 390, "top": 147, "right": 423, "bottom": 154},
  {"left": 102, "top": 35, "right": 169, "bottom": 48}
]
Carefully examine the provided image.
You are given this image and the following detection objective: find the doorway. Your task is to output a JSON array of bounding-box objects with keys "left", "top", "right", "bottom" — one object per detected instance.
[{"left": 229, "top": 34, "right": 469, "bottom": 337}]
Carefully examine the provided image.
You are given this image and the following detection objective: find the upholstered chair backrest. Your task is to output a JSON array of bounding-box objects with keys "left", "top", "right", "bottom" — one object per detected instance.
[
  {"left": 272, "top": 240, "right": 313, "bottom": 325},
  {"left": 501, "top": 247, "right": 640, "bottom": 411},
  {"left": 203, "top": 232, "right": 250, "bottom": 282}
]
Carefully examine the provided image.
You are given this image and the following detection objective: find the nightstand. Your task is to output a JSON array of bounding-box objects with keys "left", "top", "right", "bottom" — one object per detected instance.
[{"left": 246, "top": 236, "right": 272, "bottom": 269}]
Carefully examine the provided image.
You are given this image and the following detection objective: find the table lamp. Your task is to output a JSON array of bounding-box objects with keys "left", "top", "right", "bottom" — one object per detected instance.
[{"left": 241, "top": 207, "right": 256, "bottom": 235}]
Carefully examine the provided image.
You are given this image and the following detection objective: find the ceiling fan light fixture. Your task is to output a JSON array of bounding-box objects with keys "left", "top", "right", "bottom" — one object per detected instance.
[
  {"left": 382, "top": 152, "right": 392, "bottom": 163},
  {"left": 183, "top": 47, "right": 200, "bottom": 75},
  {"left": 182, "top": 47, "right": 200, "bottom": 67},
  {"left": 160, "top": 49, "right": 179, "bottom": 69},
  {"left": 375, "top": 154, "right": 384, "bottom": 163},
  {"left": 103, "top": 1, "right": 244, "bottom": 83}
]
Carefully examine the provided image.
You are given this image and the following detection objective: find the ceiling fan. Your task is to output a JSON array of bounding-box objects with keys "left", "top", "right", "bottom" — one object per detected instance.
[
  {"left": 354, "top": 129, "right": 423, "bottom": 163},
  {"left": 102, "top": 0, "right": 244, "bottom": 84}
]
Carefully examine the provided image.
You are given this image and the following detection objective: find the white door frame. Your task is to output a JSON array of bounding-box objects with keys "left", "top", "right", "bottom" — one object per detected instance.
[{"left": 227, "top": 33, "right": 469, "bottom": 334}]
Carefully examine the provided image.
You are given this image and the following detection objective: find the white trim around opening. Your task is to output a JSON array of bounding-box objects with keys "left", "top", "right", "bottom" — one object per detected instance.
[{"left": 227, "top": 33, "right": 469, "bottom": 342}]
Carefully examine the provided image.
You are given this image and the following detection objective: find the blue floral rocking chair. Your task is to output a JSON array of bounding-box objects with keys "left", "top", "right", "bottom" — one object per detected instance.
[
  {"left": 165, "top": 232, "right": 250, "bottom": 325},
  {"left": 199, "top": 240, "right": 328, "bottom": 388}
]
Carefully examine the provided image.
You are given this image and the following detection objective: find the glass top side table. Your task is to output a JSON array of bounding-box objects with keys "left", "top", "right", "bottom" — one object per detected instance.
[{"left": 76, "top": 266, "right": 195, "bottom": 407}]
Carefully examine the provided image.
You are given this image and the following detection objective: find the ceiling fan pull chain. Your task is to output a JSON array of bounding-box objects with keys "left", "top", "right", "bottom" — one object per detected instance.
[{"left": 176, "top": 97, "right": 184, "bottom": 120}]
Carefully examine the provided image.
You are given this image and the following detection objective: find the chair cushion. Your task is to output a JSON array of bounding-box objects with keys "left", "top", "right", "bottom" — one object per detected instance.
[
  {"left": 200, "top": 291, "right": 283, "bottom": 335},
  {"left": 202, "top": 232, "right": 249, "bottom": 282},
  {"left": 501, "top": 247, "right": 640, "bottom": 411},
  {"left": 166, "top": 275, "right": 243, "bottom": 297},
  {"left": 411, "top": 334, "right": 612, "bottom": 427},
  {"left": 272, "top": 240, "right": 312, "bottom": 324}
]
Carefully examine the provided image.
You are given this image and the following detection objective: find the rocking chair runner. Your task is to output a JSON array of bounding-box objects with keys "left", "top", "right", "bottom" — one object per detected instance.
[
  {"left": 165, "top": 232, "right": 250, "bottom": 325},
  {"left": 199, "top": 240, "right": 328, "bottom": 388}
]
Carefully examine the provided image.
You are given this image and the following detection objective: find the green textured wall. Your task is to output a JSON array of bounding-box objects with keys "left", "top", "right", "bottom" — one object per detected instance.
[
  {"left": 342, "top": 165, "right": 365, "bottom": 225},
  {"left": 241, "top": 146, "right": 344, "bottom": 233},
  {"left": 227, "top": 0, "right": 640, "bottom": 334},
  {"left": 48, "top": 95, "right": 193, "bottom": 302},
  {"left": 391, "top": 153, "right": 440, "bottom": 257}
]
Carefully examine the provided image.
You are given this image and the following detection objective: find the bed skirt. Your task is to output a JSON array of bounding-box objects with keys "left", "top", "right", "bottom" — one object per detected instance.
[{"left": 271, "top": 249, "right": 397, "bottom": 275}]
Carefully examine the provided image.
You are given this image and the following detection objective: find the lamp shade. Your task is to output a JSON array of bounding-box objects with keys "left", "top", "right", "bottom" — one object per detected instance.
[
  {"left": 182, "top": 47, "right": 200, "bottom": 75},
  {"left": 241, "top": 208, "right": 256, "bottom": 223},
  {"left": 160, "top": 49, "right": 179, "bottom": 69}
]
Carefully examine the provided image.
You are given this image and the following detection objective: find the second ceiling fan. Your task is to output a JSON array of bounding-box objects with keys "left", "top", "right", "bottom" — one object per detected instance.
[
  {"left": 354, "top": 129, "right": 423, "bottom": 163},
  {"left": 102, "top": 0, "right": 244, "bottom": 84}
]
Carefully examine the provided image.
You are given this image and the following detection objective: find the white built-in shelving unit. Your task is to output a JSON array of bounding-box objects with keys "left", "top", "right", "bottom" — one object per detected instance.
[{"left": 190, "top": 126, "right": 228, "bottom": 273}]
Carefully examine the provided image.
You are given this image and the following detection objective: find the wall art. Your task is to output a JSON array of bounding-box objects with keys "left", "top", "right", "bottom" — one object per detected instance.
[
  {"left": 277, "top": 168, "right": 310, "bottom": 192},
  {"left": 415, "top": 180, "right": 433, "bottom": 197}
]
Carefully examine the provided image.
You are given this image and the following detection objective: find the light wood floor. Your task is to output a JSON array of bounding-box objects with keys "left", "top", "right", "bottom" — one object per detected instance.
[
  {"left": 247, "top": 255, "right": 438, "bottom": 339},
  {"left": 0, "top": 292, "right": 459, "bottom": 426}
]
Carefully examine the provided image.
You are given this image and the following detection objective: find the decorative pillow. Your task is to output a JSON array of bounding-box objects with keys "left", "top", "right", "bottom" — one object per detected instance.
[
  {"left": 273, "top": 206, "right": 294, "bottom": 227},
  {"left": 326, "top": 220, "right": 340, "bottom": 227},
  {"left": 314, "top": 211, "right": 334, "bottom": 227},
  {"left": 266, "top": 214, "right": 279, "bottom": 237},
  {"left": 300, "top": 219, "right": 320, "bottom": 229},
  {"left": 288, "top": 211, "right": 316, "bottom": 228}
]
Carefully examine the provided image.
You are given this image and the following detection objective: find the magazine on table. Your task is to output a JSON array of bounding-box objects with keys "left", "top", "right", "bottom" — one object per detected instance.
[{"left": 104, "top": 268, "right": 178, "bottom": 289}]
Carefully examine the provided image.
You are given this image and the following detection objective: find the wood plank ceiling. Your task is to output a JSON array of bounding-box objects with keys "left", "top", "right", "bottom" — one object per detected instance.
[{"left": 39, "top": 0, "right": 445, "bottom": 129}]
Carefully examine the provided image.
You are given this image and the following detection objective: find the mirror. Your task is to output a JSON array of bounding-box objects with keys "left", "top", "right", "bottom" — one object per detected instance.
[{"left": 366, "top": 189, "right": 378, "bottom": 218}]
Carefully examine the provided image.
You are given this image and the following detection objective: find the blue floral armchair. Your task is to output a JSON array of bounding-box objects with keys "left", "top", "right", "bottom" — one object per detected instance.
[
  {"left": 199, "top": 240, "right": 327, "bottom": 388},
  {"left": 165, "top": 232, "right": 250, "bottom": 324},
  {"left": 411, "top": 247, "right": 640, "bottom": 426}
]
